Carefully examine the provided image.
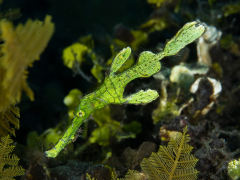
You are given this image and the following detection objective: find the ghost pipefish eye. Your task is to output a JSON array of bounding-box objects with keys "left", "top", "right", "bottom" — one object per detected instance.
[{"left": 76, "top": 110, "right": 85, "bottom": 117}]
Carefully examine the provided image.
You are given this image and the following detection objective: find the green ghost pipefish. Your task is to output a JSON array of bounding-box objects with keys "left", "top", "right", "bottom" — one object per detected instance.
[{"left": 45, "top": 21, "right": 205, "bottom": 158}]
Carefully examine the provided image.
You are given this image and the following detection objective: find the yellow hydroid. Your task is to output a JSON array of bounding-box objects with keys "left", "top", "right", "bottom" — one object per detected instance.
[{"left": 0, "top": 15, "right": 54, "bottom": 112}]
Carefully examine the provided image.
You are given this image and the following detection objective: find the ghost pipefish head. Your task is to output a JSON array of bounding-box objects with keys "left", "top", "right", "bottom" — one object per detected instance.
[{"left": 45, "top": 108, "right": 87, "bottom": 158}]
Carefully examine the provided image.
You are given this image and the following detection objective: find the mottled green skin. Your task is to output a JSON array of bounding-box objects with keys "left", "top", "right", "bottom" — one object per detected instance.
[{"left": 45, "top": 21, "right": 205, "bottom": 158}]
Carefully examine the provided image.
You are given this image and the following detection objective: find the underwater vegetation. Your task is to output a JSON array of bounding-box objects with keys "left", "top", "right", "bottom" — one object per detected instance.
[
  {"left": 0, "top": 14, "right": 54, "bottom": 142},
  {"left": 86, "top": 126, "right": 199, "bottom": 180},
  {"left": 1, "top": 0, "right": 240, "bottom": 179},
  {"left": 0, "top": 10, "right": 54, "bottom": 179},
  {"left": 0, "top": 136, "right": 25, "bottom": 179}
]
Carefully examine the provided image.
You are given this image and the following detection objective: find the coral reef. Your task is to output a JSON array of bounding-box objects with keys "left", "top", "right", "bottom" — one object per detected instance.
[{"left": 1, "top": 0, "right": 240, "bottom": 179}]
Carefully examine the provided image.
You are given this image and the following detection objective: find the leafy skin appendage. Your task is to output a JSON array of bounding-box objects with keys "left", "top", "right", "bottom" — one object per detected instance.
[
  {"left": 45, "top": 21, "right": 205, "bottom": 158},
  {"left": 0, "top": 135, "right": 25, "bottom": 179},
  {"left": 140, "top": 126, "right": 199, "bottom": 180}
]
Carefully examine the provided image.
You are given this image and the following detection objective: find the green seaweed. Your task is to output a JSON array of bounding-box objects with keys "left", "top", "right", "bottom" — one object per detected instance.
[
  {"left": 222, "top": 3, "right": 240, "bottom": 17},
  {"left": 228, "top": 158, "right": 240, "bottom": 180},
  {"left": 89, "top": 106, "right": 121, "bottom": 146},
  {"left": 45, "top": 21, "right": 205, "bottom": 158}
]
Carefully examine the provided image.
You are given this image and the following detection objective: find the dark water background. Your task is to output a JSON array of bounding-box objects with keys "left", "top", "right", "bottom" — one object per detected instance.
[{"left": 2, "top": 0, "right": 153, "bottom": 143}]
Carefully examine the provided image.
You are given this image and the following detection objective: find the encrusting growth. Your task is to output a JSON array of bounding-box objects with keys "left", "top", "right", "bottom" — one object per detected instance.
[{"left": 45, "top": 21, "right": 206, "bottom": 158}]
